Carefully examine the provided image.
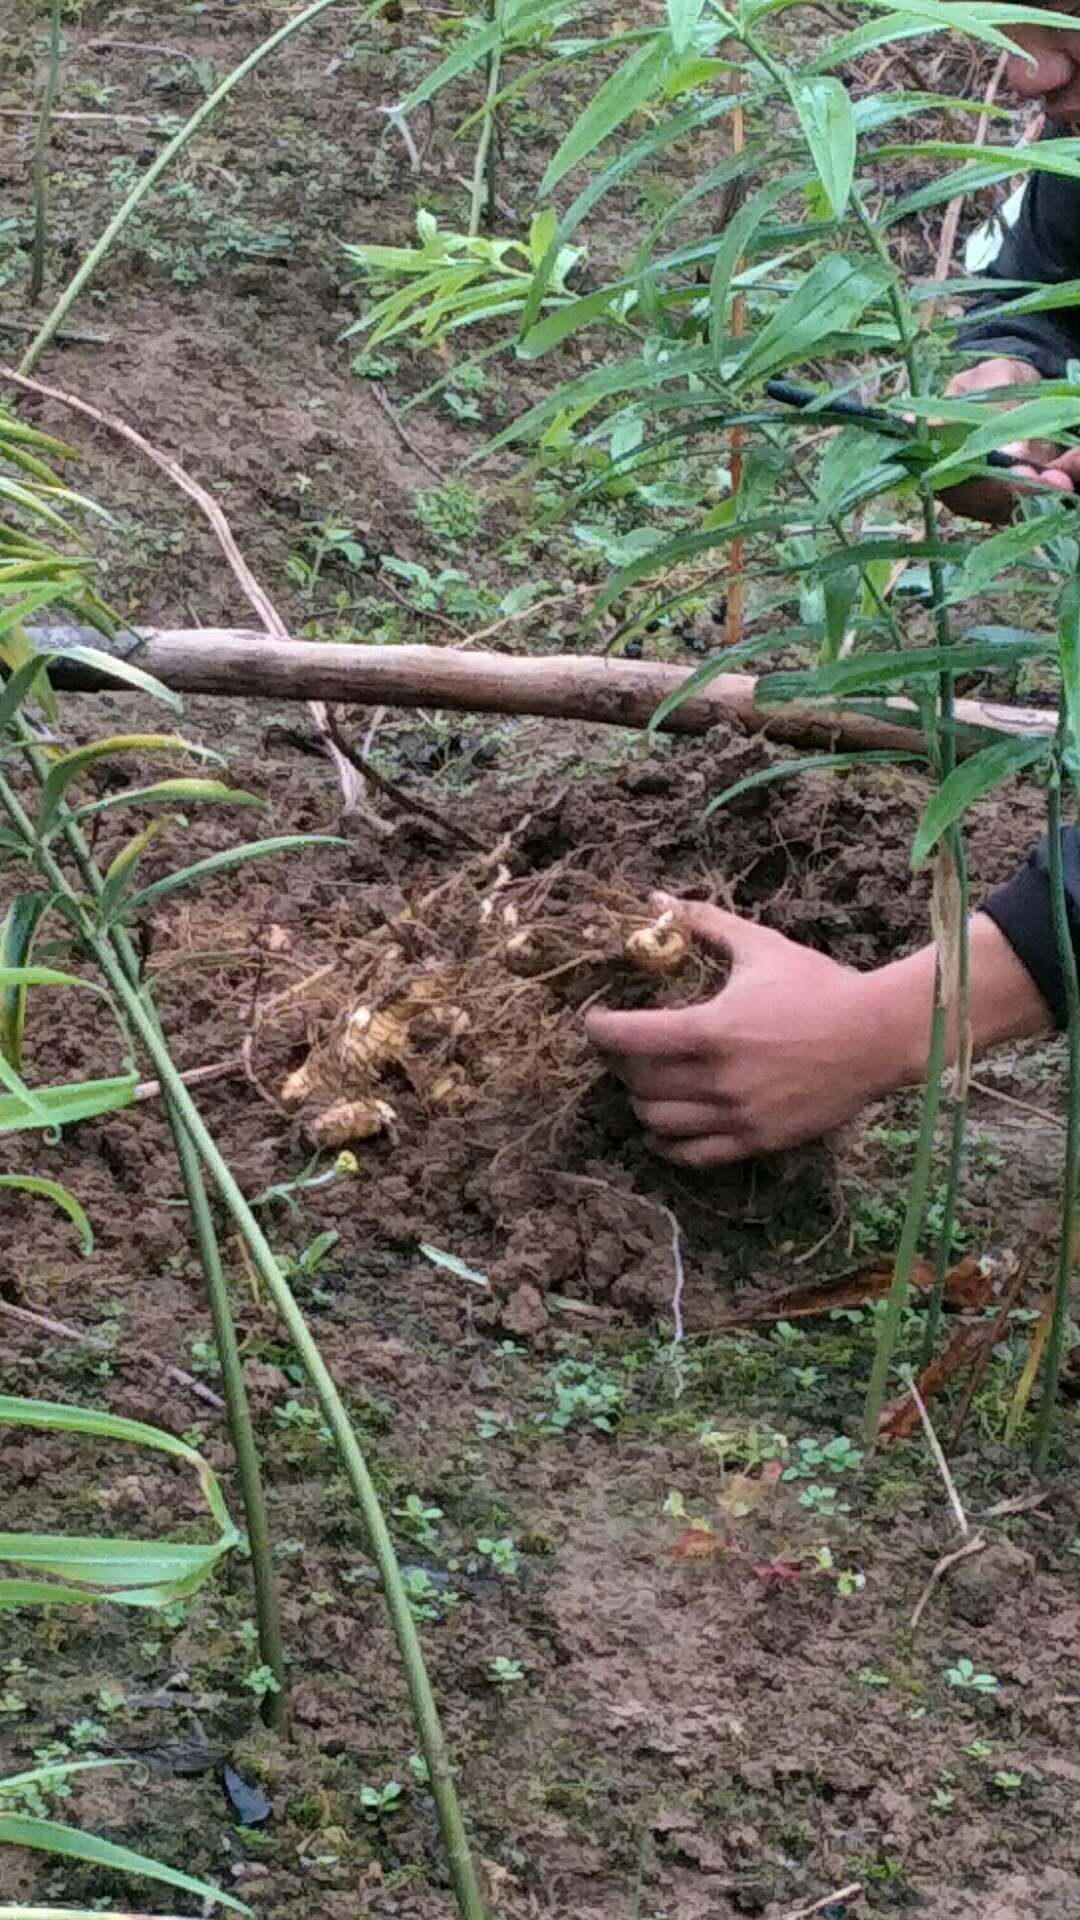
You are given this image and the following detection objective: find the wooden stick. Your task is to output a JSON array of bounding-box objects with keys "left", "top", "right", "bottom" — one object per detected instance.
[{"left": 36, "top": 626, "right": 1059, "bottom": 756}]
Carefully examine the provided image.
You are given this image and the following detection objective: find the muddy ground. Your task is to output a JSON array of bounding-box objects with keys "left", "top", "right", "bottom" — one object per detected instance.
[{"left": 2, "top": 5, "right": 1079, "bottom": 1919}]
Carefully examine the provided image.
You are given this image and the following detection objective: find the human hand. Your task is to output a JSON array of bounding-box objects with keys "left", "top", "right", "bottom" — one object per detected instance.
[
  {"left": 1005, "top": 2, "right": 1080, "bottom": 116},
  {"left": 587, "top": 900, "right": 1050, "bottom": 1166},
  {"left": 585, "top": 896, "right": 912, "bottom": 1166},
  {"left": 938, "top": 357, "right": 1080, "bottom": 523}
]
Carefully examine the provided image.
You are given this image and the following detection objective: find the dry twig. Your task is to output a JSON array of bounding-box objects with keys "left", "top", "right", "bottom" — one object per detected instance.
[
  {"left": 0, "top": 364, "right": 377, "bottom": 818},
  {"left": 911, "top": 1531, "right": 987, "bottom": 1632},
  {"left": 324, "top": 706, "right": 485, "bottom": 848},
  {"left": 0, "top": 1298, "right": 224, "bottom": 1411},
  {"left": 370, "top": 378, "right": 444, "bottom": 478},
  {"left": 133, "top": 1057, "right": 243, "bottom": 1102},
  {"left": 905, "top": 1369, "right": 970, "bottom": 1537},
  {"left": 781, "top": 1885, "right": 864, "bottom": 1920}
]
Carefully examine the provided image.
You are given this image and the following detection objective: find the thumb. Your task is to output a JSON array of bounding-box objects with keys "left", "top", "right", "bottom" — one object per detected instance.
[
  {"left": 650, "top": 891, "right": 772, "bottom": 962},
  {"left": 1007, "top": 38, "right": 1076, "bottom": 99}
]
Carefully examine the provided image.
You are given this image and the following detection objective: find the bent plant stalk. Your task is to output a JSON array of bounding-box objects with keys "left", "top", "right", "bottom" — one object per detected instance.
[
  {"left": 0, "top": 768, "right": 486, "bottom": 1920},
  {"left": 11, "top": 719, "right": 287, "bottom": 1723},
  {"left": 1034, "top": 764, "right": 1080, "bottom": 1471}
]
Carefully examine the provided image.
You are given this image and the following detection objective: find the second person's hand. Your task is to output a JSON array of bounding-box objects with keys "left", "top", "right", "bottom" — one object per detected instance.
[{"left": 939, "top": 357, "right": 1080, "bottom": 523}]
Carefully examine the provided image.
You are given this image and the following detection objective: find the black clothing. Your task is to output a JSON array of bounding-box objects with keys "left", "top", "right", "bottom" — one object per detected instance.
[{"left": 957, "top": 147, "right": 1080, "bottom": 376}]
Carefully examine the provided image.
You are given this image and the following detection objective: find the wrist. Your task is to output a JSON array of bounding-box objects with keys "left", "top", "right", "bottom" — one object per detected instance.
[
  {"left": 851, "top": 914, "right": 1053, "bottom": 1096},
  {"left": 852, "top": 950, "right": 937, "bottom": 1095}
]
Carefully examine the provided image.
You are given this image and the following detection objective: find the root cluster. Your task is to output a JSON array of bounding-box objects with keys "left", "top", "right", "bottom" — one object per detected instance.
[{"left": 261, "top": 848, "right": 727, "bottom": 1153}]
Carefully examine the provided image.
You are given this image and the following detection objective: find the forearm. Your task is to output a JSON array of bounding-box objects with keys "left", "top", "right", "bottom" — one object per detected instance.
[{"left": 867, "top": 913, "right": 1052, "bottom": 1093}]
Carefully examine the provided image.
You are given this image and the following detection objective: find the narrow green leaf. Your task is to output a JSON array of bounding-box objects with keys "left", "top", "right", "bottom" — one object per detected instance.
[
  {"left": 732, "top": 257, "right": 890, "bottom": 384},
  {"left": 0, "top": 1073, "right": 136, "bottom": 1133},
  {"left": 587, "top": 511, "right": 789, "bottom": 624},
  {"left": 519, "top": 97, "right": 750, "bottom": 332},
  {"left": 0, "top": 655, "right": 51, "bottom": 738},
  {"left": 703, "top": 750, "right": 922, "bottom": 820},
  {"left": 0, "top": 582, "right": 72, "bottom": 643},
  {"left": 788, "top": 76, "right": 856, "bottom": 218},
  {"left": 0, "top": 1050, "right": 50, "bottom": 1126},
  {"left": 52, "top": 644, "right": 183, "bottom": 711},
  {"left": 37, "top": 736, "right": 214, "bottom": 834},
  {"left": 129, "top": 834, "right": 348, "bottom": 910},
  {"left": 0, "top": 1176, "right": 92, "bottom": 1253},
  {"left": 709, "top": 178, "right": 792, "bottom": 354},
  {"left": 0, "top": 1817, "right": 248, "bottom": 1913},
  {"left": 911, "top": 737, "right": 1051, "bottom": 868},
  {"left": 72, "top": 779, "right": 263, "bottom": 823},
  {"left": 859, "top": 0, "right": 1080, "bottom": 56},
  {"left": 398, "top": 0, "right": 568, "bottom": 111},
  {"left": 0, "top": 1759, "right": 134, "bottom": 1794},
  {"left": 0, "top": 1577, "right": 144, "bottom": 1609},
  {"left": 99, "top": 819, "right": 167, "bottom": 925},
  {"left": 647, "top": 631, "right": 797, "bottom": 733},
  {"left": 945, "top": 506, "right": 1077, "bottom": 602},
  {"left": 540, "top": 36, "right": 672, "bottom": 197},
  {"left": 0, "top": 894, "right": 50, "bottom": 1070},
  {"left": 0, "top": 1533, "right": 220, "bottom": 1589},
  {"left": 666, "top": 0, "right": 706, "bottom": 55},
  {"left": 928, "top": 397, "right": 1080, "bottom": 477},
  {"left": 519, "top": 285, "right": 630, "bottom": 359},
  {"left": 758, "top": 636, "right": 1053, "bottom": 705}
]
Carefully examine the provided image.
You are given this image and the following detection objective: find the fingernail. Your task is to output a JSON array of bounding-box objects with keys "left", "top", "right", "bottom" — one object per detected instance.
[{"left": 649, "top": 889, "right": 676, "bottom": 912}]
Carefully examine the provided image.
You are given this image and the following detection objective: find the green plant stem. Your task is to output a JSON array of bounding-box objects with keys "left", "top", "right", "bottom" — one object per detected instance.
[
  {"left": 165, "top": 1110, "right": 288, "bottom": 1728},
  {"left": 19, "top": 0, "right": 379, "bottom": 373},
  {"left": 1034, "top": 768, "right": 1080, "bottom": 1470},
  {"left": 10, "top": 720, "right": 287, "bottom": 1724},
  {"left": 712, "top": 24, "right": 967, "bottom": 1426},
  {"left": 29, "top": 0, "right": 63, "bottom": 304},
  {"left": 862, "top": 994, "right": 949, "bottom": 1441},
  {"left": 0, "top": 773, "right": 485, "bottom": 1920},
  {"left": 849, "top": 177, "right": 975, "bottom": 1398},
  {"left": 919, "top": 1095, "right": 966, "bottom": 1368},
  {"left": 469, "top": 0, "right": 502, "bottom": 236}
]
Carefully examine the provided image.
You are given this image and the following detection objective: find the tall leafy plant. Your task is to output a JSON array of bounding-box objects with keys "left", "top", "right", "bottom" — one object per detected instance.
[
  {"left": 0, "top": 423, "right": 485, "bottom": 1915},
  {"left": 366, "top": 0, "right": 1080, "bottom": 1452}
]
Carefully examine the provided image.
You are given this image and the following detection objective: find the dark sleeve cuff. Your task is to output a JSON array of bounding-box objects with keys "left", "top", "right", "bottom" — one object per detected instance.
[
  {"left": 951, "top": 322, "right": 1073, "bottom": 382},
  {"left": 982, "top": 835, "right": 1080, "bottom": 1028}
]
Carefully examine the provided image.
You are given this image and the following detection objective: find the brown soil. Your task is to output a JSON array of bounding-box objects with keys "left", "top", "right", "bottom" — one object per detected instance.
[
  {"left": 3, "top": 712, "right": 1079, "bottom": 1920},
  {"left": 2, "top": 7, "right": 1079, "bottom": 1920}
]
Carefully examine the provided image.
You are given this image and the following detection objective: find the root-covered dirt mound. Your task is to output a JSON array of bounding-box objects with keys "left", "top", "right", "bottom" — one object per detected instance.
[
  {"left": 7, "top": 711, "right": 1055, "bottom": 1338},
  {"left": 4, "top": 705, "right": 1078, "bottom": 1920}
]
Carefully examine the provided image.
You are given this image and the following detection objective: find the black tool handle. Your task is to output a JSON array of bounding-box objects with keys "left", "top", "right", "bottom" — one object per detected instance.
[{"left": 764, "top": 377, "right": 1020, "bottom": 471}]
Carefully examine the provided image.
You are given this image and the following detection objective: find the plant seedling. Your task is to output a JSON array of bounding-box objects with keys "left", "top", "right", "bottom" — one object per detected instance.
[
  {"left": 488, "top": 1656, "right": 526, "bottom": 1689},
  {"left": 783, "top": 1435, "right": 862, "bottom": 1481},
  {"left": 361, "top": 1779, "right": 405, "bottom": 1821},
  {"left": 396, "top": 1494, "right": 444, "bottom": 1550},
  {"left": 946, "top": 1658, "right": 999, "bottom": 1694},
  {"left": 242, "top": 1664, "right": 283, "bottom": 1700},
  {"left": 476, "top": 1535, "right": 519, "bottom": 1577}
]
